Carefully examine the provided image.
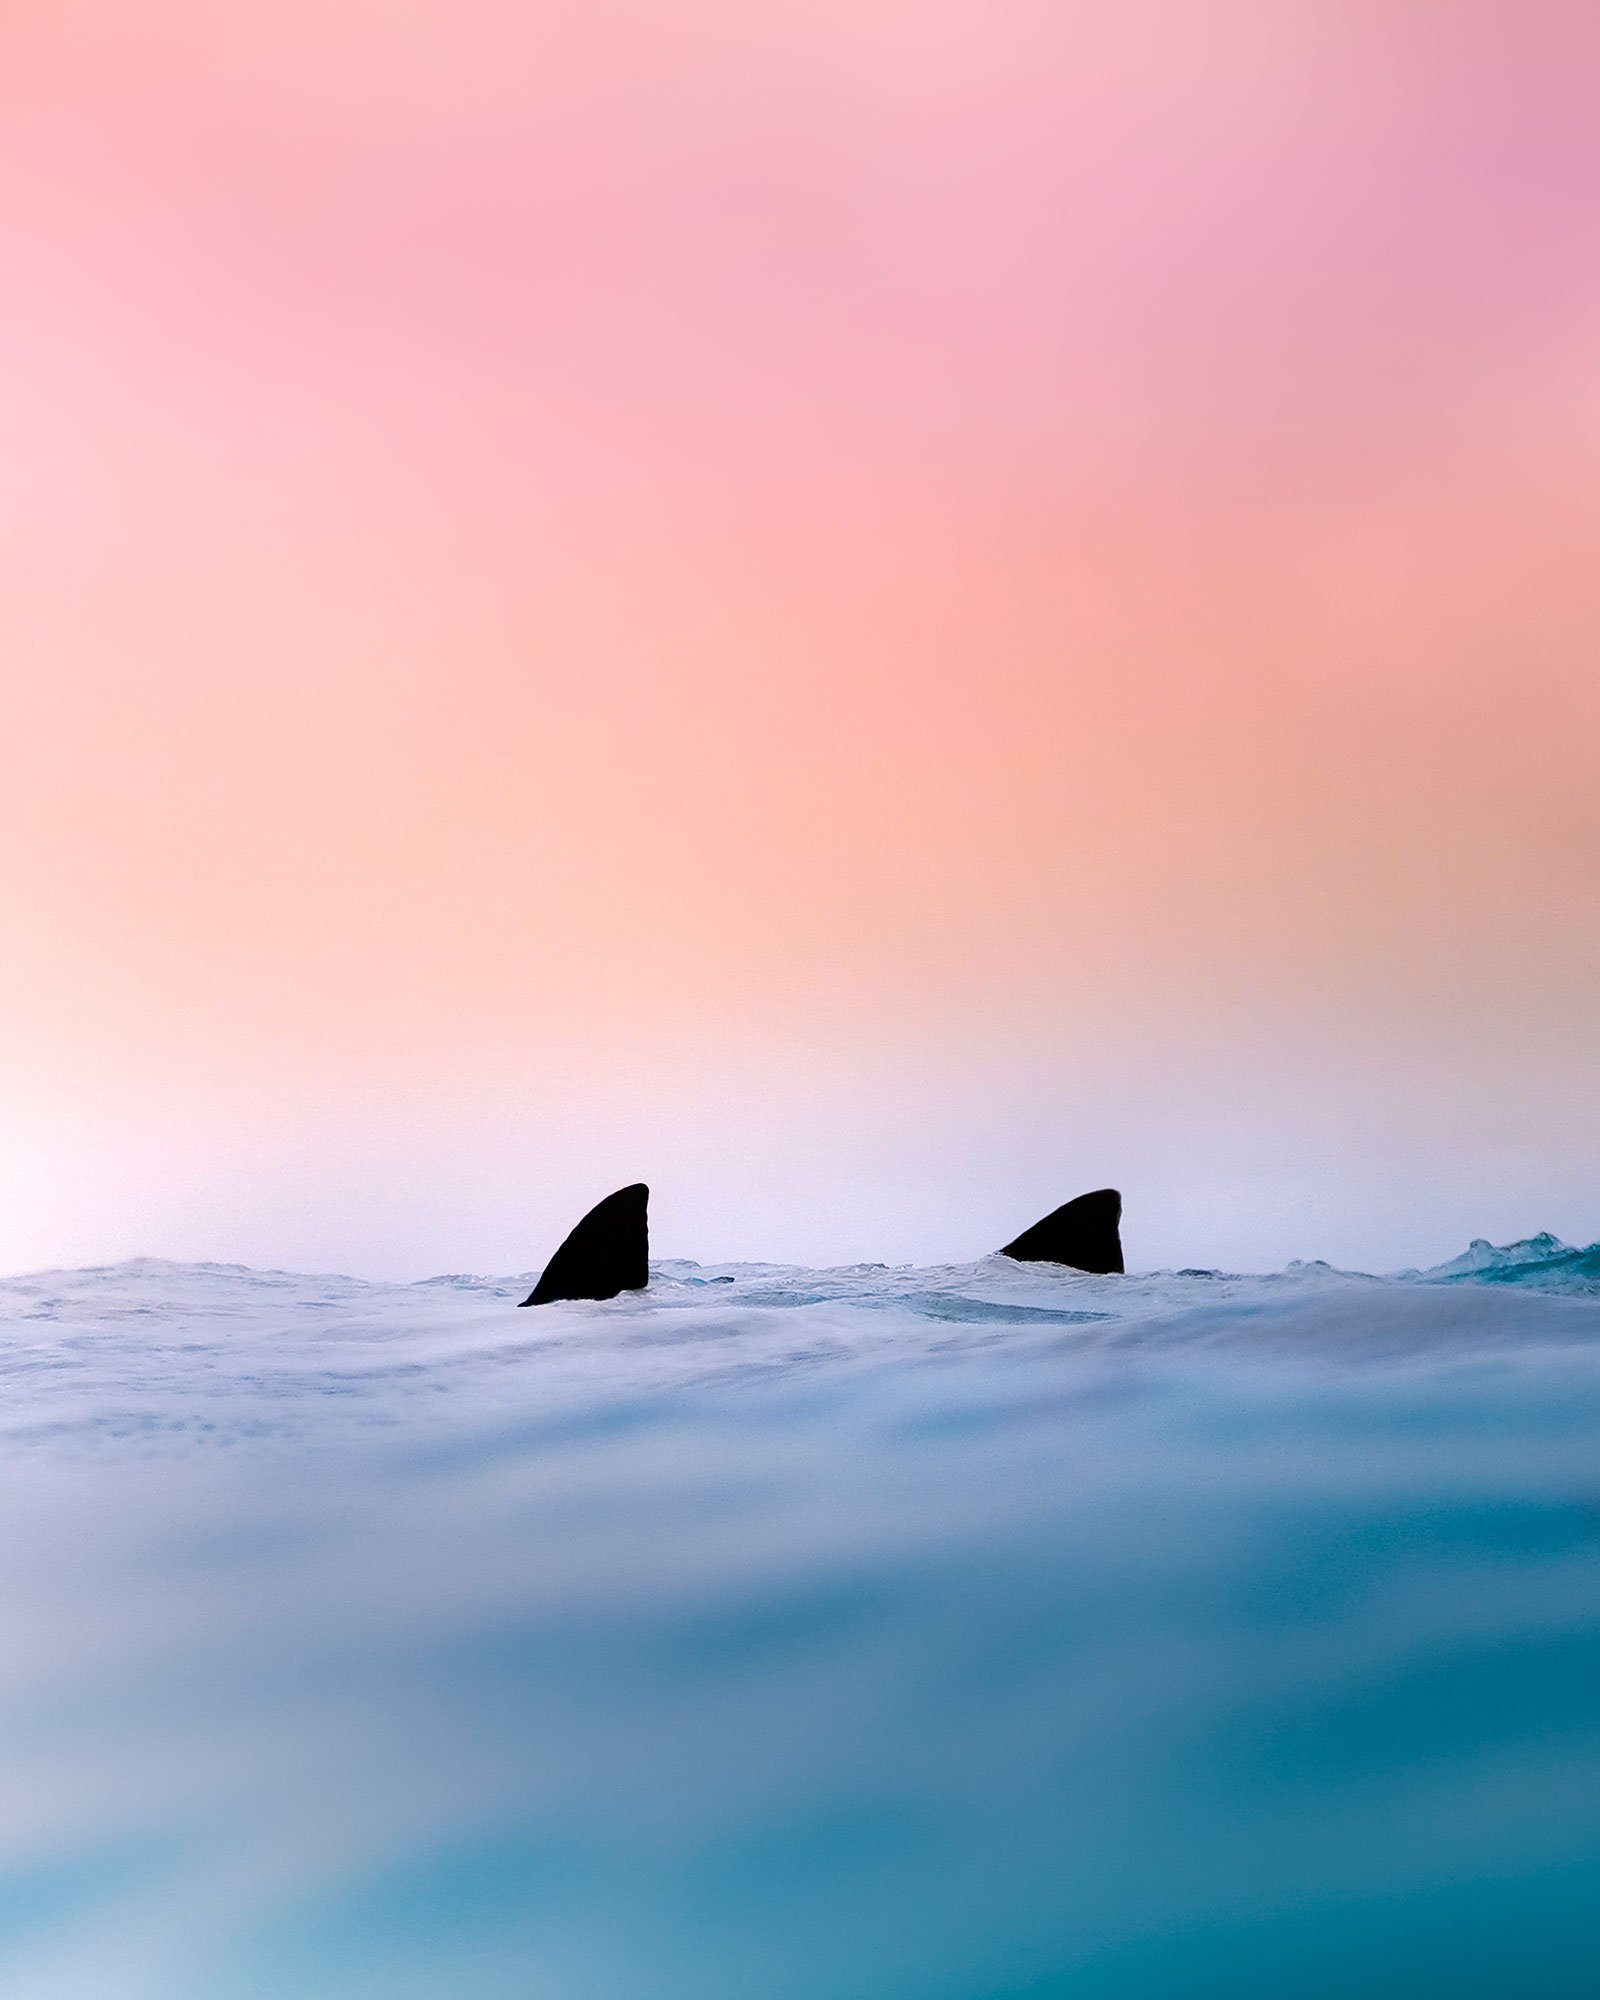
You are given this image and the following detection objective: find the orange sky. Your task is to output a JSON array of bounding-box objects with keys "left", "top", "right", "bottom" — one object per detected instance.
[{"left": 3, "top": 0, "right": 1597, "bottom": 1274}]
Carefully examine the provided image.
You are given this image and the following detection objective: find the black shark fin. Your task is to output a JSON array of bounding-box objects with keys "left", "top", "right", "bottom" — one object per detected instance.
[
  {"left": 519, "top": 1183, "right": 650, "bottom": 1306},
  {"left": 999, "top": 1188, "right": 1123, "bottom": 1274}
]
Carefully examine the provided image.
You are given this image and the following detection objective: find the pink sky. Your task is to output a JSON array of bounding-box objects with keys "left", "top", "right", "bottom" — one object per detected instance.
[{"left": 2, "top": 0, "right": 1597, "bottom": 1275}]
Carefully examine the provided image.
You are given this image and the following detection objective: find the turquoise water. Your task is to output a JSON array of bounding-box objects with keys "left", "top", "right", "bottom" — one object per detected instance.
[{"left": 2, "top": 1245, "right": 1600, "bottom": 1997}]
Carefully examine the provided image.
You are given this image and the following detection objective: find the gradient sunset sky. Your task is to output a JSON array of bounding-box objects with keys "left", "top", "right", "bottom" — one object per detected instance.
[{"left": 3, "top": 0, "right": 1597, "bottom": 1277}]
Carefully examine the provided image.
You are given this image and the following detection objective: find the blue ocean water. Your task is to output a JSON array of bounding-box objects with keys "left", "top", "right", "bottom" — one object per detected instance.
[{"left": 2, "top": 1240, "right": 1600, "bottom": 1998}]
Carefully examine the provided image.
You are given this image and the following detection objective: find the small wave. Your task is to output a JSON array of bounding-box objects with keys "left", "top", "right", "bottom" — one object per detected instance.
[{"left": 1420, "top": 1233, "right": 1600, "bottom": 1294}]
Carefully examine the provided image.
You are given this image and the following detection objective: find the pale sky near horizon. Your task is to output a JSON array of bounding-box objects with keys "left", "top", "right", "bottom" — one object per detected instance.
[{"left": 3, "top": 0, "right": 1597, "bottom": 1278}]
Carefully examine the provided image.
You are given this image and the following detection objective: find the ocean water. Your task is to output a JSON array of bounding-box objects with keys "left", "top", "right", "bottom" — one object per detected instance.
[{"left": 3, "top": 1238, "right": 1600, "bottom": 1999}]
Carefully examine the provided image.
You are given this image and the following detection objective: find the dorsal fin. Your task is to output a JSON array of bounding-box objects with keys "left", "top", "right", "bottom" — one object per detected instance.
[
  {"left": 519, "top": 1183, "right": 650, "bottom": 1306},
  {"left": 999, "top": 1188, "right": 1123, "bottom": 1274}
]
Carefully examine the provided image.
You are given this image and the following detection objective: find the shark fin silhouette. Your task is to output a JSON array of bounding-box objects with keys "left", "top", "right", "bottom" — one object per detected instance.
[
  {"left": 999, "top": 1188, "right": 1123, "bottom": 1274},
  {"left": 519, "top": 1183, "right": 650, "bottom": 1306}
]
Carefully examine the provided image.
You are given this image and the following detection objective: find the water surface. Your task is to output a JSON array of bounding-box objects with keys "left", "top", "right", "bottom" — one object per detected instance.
[{"left": 2, "top": 1240, "right": 1599, "bottom": 1997}]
